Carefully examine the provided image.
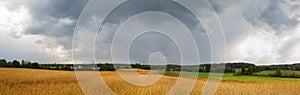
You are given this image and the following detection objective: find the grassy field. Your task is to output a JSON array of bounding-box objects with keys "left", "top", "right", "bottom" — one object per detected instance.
[
  {"left": 1, "top": 68, "right": 300, "bottom": 95},
  {"left": 166, "top": 71, "right": 300, "bottom": 82},
  {"left": 255, "top": 70, "right": 300, "bottom": 77}
]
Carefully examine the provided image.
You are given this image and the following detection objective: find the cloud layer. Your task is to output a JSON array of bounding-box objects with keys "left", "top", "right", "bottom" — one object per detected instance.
[{"left": 0, "top": 0, "right": 299, "bottom": 64}]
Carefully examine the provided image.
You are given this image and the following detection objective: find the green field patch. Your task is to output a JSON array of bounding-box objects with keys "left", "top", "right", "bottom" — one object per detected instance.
[
  {"left": 255, "top": 70, "right": 300, "bottom": 77},
  {"left": 165, "top": 71, "right": 300, "bottom": 82}
]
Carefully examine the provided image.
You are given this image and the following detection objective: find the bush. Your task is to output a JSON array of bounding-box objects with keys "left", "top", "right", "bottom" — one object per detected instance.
[{"left": 274, "top": 68, "right": 282, "bottom": 77}]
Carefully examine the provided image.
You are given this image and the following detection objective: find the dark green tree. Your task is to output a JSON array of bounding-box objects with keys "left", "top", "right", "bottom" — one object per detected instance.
[
  {"left": 21, "top": 60, "right": 26, "bottom": 68},
  {"left": 12, "top": 60, "right": 21, "bottom": 68},
  {"left": 32, "top": 62, "right": 40, "bottom": 69},
  {"left": 274, "top": 67, "right": 282, "bottom": 77},
  {"left": 0, "top": 59, "right": 7, "bottom": 67},
  {"left": 241, "top": 67, "right": 246, "bottom": 73}
]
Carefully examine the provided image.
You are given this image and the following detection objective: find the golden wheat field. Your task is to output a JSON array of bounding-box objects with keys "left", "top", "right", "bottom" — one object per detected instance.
[{"left": 0, "top": 68, "right": 300, "bottom": 95}]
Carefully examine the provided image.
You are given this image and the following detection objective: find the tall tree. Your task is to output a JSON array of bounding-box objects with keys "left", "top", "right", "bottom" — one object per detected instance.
[
  {"left": 0, "top": 59, "right": 7, "bottom": 67},
  {"left": 12, "top": 60, "right": 21, "bottom": 68}
]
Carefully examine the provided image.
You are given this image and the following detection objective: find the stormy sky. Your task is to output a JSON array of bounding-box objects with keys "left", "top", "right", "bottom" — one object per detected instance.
[{"left": 0, "top": 0, "right": 299, "bottom": 65}]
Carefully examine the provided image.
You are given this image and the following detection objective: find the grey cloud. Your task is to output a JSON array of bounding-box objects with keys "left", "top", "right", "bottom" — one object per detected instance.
[
  {"left": 208, "top": 0, "right": 242, "bottom": 13},
  {"left": 9, "top": 0, "right": 87, "bottom": 50},
  {"left": 1, "top": 0, "right": 89, "bottom": 62},
  {"left": 22, "top": 0, "right": 87, "bottom": 39},
  {"left": 5, "top": 0, "right": 88, "bottom": 20},
  {"left": 92, "top": 0, "right": 213, "bottom": 63},
  {"left": 34, "top": 39, "right": 43, "bottom": 44},
  {"left": 260, "top": 0, "right": 298, "bottom": 31},
  {"left": 24, "top": 17, "right": 75, "bottom": 38},
  {"left": 244, "top": 0, "right": 300, "bottom": 33},
  {"left": 128, "top": 32, "right": 181, "bottom": 63},
  {"left": 3, "top": 0, "right": 300, "bottom": 64},
  {"left": 211, "top": 0, "right": 300, "bottom": 64}
]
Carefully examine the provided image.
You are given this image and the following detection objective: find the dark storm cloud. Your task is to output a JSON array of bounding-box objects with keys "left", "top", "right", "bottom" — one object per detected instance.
[
  {"left": 3, "top": 0, "right": 299, "bottom": 64},
  {"left": 26, "top": 0, "right": 88, "bottom": 19},
  {"left": 91, "top": 0, "right": 214, "bottom": 63},
  {"left": 99, "top": 0, "right": 207, "bottom": 43},
  {"left": 23, "top": 0, "right": 88, "bottom": 37}
]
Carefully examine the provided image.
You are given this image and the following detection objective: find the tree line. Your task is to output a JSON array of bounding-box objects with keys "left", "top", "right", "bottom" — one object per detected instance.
[
  {"left": 0, "top": 59, "right": 40, "bottom": 69},
  {"left": 1, "top": 59, "right": 300, "bottom": 78}
]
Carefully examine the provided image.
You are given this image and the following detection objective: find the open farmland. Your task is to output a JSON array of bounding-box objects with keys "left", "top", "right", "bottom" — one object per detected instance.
[
  {"left": 165, "top": 71, "right": 300, "bottom": 82},
  {"left": 1, "top": 68, "right": 300, "bottom": 95},
  {"left": 255, "top": 70, "right": 300, "bottom": 77}
]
